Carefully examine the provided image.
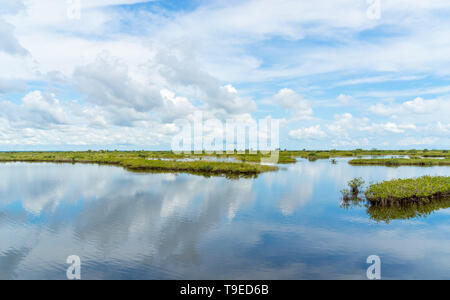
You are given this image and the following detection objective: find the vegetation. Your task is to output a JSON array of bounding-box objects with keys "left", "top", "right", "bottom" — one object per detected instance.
[
  {"left": 349, "top": 158, "right": 450, "bottom": 166},
  {"left": 0, "top": 151, "right": 277, "bottom": 177},
  {"left": 230, "top": 149, "right": 448, "bottom": 162},
  {"left": 0, "top": 149, "right": 448, "bottom": 176},
  {"left": 348, "top": 177, "right": 365, "bottom": 195},
  {"left": 341, "top": 176, "right": 450, "bottom": 223},
  {"left": 341, "top": 177, "right": 365, "bottom": 203},
  {"left": 365, "top": 176, "right": 450, "bottom": 205}
]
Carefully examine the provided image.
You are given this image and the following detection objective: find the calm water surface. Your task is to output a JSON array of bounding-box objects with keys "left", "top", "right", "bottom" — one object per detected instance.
[{"left": 1, "top": 158, "right": 449, "bottom": 279}]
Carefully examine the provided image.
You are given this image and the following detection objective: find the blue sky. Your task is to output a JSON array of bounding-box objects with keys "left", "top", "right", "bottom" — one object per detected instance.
[{"left": 0, "top": 0, "right": 449, "bottom": 150}]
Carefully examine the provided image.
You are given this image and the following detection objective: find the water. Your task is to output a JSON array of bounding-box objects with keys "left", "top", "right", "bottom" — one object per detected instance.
[{"left": 0, "top": 158, "right": 449, "bottom": 280}]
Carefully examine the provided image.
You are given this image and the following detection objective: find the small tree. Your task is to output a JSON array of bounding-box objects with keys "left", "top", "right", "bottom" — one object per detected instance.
[{"left": 348, "top": 177, "right": 365, "bottom": 195}]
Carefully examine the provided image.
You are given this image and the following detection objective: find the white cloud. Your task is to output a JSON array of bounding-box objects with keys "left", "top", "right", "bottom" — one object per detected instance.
[
  {"left": 158, "top": 89, "right": 196, "bottom": 123},
  {"left": 336, "top": 75, "right": 425, "bottom": 86},
  {"left": 0, "top": 0, "right": 449, "bottom": 149},
  {"left": 85, "top": 0, "right": 156, "bottom": 8},
  {"left": 337, "top": 94, "right": 353, "bottom": 105},
  {"left": 73, "top": 53, "right": 162, "bottom": 112},
  {"left": 274, "top": 88, "right": 313, "bottom": 119},
  {"left": 289, "top": 125, "right": 326, "bottom": 140},
  {"left": 0, "top": 18, "right": 28, "bottom": 56},
  {"left": 370, "top": 97, "right": 450, "bottom": 127},
  {"left": 0, "top": 1, "right": 28, "bottom": 56},
  {"left": 156, "top": 51, "right": 257, "bottom": 116},
  {"left": 326, "top": 113, "right": 369, "bottom": 138},
  {"left": 362, "top": 122, "right": 417, "bottom": 134},
  {"left": 1, "top": 91, "right": 68, "bottom": 128},
  {"left": 397, "top": 137, "right": 439, "bottom": 146},
  {"left": 0, "top": 0, "right": 25, "bottom": 14}
]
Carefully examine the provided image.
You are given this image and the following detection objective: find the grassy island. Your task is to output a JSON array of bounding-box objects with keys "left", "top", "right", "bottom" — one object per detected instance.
[
  {"left": 349, "top": 158, "right": 450, "bottom": 166},
  {"left": 0, "top": 151, "right": 278, "bottom": 177},
  {"left": 365, "top": 176, "right": 450, "bottom": 205}
]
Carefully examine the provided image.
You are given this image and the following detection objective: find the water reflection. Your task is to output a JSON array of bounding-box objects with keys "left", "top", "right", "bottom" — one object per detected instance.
[
  {"left": 339, "top": 173, "right": 450, "bottom": 224},
  {"left": 342, "top": 196, "right": 450, "bottom": 224},
  {"left": 0, "top": 160, "right": 450, "bottom": 279}
]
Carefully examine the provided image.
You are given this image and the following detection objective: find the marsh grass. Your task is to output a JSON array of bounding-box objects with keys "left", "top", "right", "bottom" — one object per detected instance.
[
  {"left": 364, "top": 176, "right": 450, "bottom": 205},
  {"left": 0, "top": 151, "right": 277, "bottom": 177},
  {"left": 1, "top": 149, "right": 448, "bottom": 176},
  {"left": 349, "top": 158, "right": 450, "bottom": 166},
  {"left": 341, "top": 176, "right": 450, "bottom": 222}
]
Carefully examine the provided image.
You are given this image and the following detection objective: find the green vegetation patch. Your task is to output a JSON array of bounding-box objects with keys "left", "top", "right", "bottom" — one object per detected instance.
[
  {"left": 349, "top": 158, "right": 450, "bottom": 166},
  {"left": 365, "top": 176, "right": 450, "bottom": 204},
  {"left": 0, "top": 151, "right": 277, "bottom": 177}
]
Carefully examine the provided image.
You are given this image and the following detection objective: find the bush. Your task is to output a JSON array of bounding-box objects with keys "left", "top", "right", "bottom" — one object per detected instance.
[{"left": 348, "top": 177, "right": 365, "bottom": 195}]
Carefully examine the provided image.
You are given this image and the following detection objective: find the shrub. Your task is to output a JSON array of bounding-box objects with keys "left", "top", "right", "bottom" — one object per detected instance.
[{"left": 348, "top": 177, "right": 365, "bottom": 195}]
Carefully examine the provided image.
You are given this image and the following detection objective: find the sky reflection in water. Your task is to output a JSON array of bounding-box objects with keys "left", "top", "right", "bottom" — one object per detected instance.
[{"left": 0, "top": 159, "right": 449, "bottom": 279}]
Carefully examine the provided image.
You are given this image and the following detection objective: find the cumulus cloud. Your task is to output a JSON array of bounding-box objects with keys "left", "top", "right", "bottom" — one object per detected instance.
[
  {"left": 362, "top": 122, "right": 417, "bottom": 134},
  {"left": 158, "top": 89, "right": 196, "bottom": 123},
  {"left": 274, "top": 89, "right": 313, "bottom": 119},
  {"left": 0, "top": 91, "right": 68, "bottom": 128},
  {"left": 73, "top": 53, "right": 162, "bottom": 112},
  {"left": 370, "top": 97, "right": 444, "bottom": 116},
  {"left": 326, "top": 113, "right": 367, "bottom": 138},
  {"left": 0, "top": 89, "right": 183, "bottom": 147},
  {"left": 283, "top": 113, "right": 421, "bottom": 147},
  {"left": 0, "top": 0, "right": 449, "bottom": 149},
  {"left": 289, "top": 125, "right": 326, "bottom": 140},
  {"left": 156, "top": 52, "right": 257, "bottom": 116}
]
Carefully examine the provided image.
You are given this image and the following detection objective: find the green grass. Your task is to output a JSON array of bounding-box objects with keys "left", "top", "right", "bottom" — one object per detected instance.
[
  {"left": 0, "top": 149, "right": 448, "bottom": 176},
  {"left": 284, "top": 149, "right": 449, "bottom": 161},
  {"left": 365, "top": 176, "right": 450, "bottom": 204},
  {"left": 349, "top": 158, "right": 450, "bottom": 166},
  {"left": 0, "top": 151, "right": 277, "bottom": 177},
  {"left": 340, "top": 175, "right": 450, "bottom": 222}
]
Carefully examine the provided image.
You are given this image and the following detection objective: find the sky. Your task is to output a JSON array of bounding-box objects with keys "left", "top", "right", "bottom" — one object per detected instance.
[{"left": 0, "top": 0, "right": 449, "bottom": 150}]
